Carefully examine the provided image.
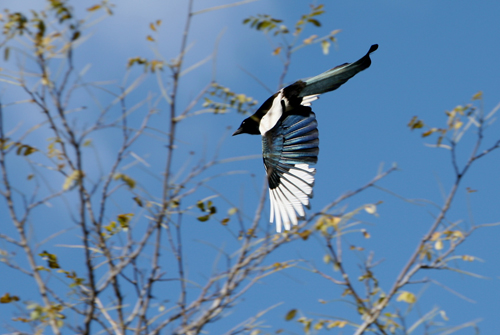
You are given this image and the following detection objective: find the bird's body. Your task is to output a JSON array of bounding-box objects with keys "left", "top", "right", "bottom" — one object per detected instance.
[{"left": 233, "top": 44, "right": 378, "bottom": 232}]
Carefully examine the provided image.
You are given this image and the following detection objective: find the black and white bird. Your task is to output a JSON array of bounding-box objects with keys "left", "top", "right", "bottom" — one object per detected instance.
[{"left": 233, "top": 44, "right": 378, "bottom": 233}]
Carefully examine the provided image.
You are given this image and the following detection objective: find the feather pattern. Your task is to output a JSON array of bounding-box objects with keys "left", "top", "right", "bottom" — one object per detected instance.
[{"left": 263, "top": 106, "right": 318, "bottom": 232}]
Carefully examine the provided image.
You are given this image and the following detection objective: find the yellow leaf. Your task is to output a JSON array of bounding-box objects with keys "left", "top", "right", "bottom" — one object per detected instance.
[
  {"left": 434, "top": 239, "right": 443, "bottom": 250},
  {"left": 315, "top": 215, "right": 340, "bottom": 233},
  {"left": 472, "top": 91, "right": 483, "bottom": 100},
  {"left": 329, "top": 215, "right": 341, "bottom": 227},
  {"left": 63, "top": 170, "right": 84, "bottom": 190},
  {"left": 462, "top": 255, "right": 474, "bottom": 261},
  {"left": 321, "top": 40, "right": 330, "bottom": 55},
  {"left": 0, "top": 293, "right": 20, "bottom": 303},
  {"left": 327, "top": 320, "right": 347, "bottom": 329},
  {"left": 114, "top": 173, "right": 136, "bottom": 189},
  {"left": 454, "top": 120, "right": 463, "bottom": 129},
  {"left": 156, "top": 20, "right": 162, "bottom": 26},
  {"left": 364, "top": 204, "right": 377, "bottom": 214},
  {"left": 451, "top": 230, "right": 464, "bottom": 239},
  {"left": 396, "top": 291, "right": 416, "bottom": 304},
  {"left": 12, "top": 317, "right": 30, "bottom": 323},
  {"left": 87, "top": 4, "right": 101, "bottom": 11},
  {"left": 330, "top": 216, "right": 342, "bottom": 229},
  {"left": 297, "top": 317, "right": 312, "bottom": 333},
  {"left": 298, "top": 229, "right": 312, "bottom": 240},
  {"left": 273, "top": 262, "right": 283, "bottom": 269},
  {"left": 314, "top": 321, "right": 324, "bottom": 330},
  {"left": 117, "top": 213, "right": 133, "bottom": 230},
  {"left": 350, "top": 245, "right": 364, "bottom": 251},
  {"left": 150, "top": 59, "right": 164, "bottom": 72},
  {"left": 430, "top": 232, "right": 441, "bottom": 241},
  {"left": 272, "top": 46, "right": 281, "bottom": 56},
  {"left": 341, "top": 288, "right": 353, "bottom": 297},
  {"left": 361, "top": 229, "right": 370, "bottom": 239},
  {"left": 330, "top": 29, "right": 341, "bottom": 36},
  {"left": 323, "top": 254, "right": 332, "bottom": 264},
  {"left": 303, "top": 34, "right": 317, "bottom": 44},
  {"left": 150, "top": 23, "right": 156, "bottom": 31},
  {"left": 422, "top": 128, "right": 436, "bottom": 137},
  {"left": 147, "top": 35, "right": 154, "bottom": 42}
]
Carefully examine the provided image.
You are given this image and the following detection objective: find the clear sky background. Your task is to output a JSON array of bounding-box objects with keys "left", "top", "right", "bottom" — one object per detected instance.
[{"left": 1, "top": 0, "right": 500, "bottom": 334}]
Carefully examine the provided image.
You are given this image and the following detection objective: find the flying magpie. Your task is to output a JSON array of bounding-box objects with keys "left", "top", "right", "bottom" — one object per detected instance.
[{"left": 233, "top": 44, "right": 378, "bottom": 233}]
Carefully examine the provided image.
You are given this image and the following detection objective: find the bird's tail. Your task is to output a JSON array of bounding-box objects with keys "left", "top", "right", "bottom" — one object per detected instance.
[{"left": 298, "top": 44, "right": 378, "bottom": 98}]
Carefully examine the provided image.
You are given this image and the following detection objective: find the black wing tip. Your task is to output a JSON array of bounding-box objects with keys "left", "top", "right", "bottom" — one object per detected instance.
[{"left": 368, "top": 44, "right": 378, "bottom": 54}]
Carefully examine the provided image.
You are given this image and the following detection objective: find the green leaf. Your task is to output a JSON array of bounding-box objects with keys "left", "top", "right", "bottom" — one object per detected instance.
[
  {"left": 257, "top": 21, "right": 270, "bottom": 30},
  {"left": 197, "top": 214, "right": 210, "bottom": 222},
  {"left": 285, "top": 309, "right": 297, "bottom": 321},
  {"left": 308, "top": 18, "right": 321, "bottom": 27},
  {"left": 396, "top": 291, "right": 416, "bottom": 304},
  {"left": 133, "top": 196, "right": 143, "bottom": 207},
  {"left": 71, "top": 30, "right": 80, "bottom": 41},
  {"left": 39, "top": 250, "right": 60, "bottom": 269},
  {"left": 408, "top": 116, "right": 424, "bottom": 130},
  {"left": 117, "top": 213, "right": 133, "bottom": 230},
  {"left": 114, "top": 173, "right": 136, "bottom": 189},
  {"left": 422, "top": 128, "right": 437, "bottom": 137},
  {"left": 472, "top": 91, "right": 482, "bottom": 100},
  {"left": 16, "top": 144, "right": 38, "bottom": 156}
]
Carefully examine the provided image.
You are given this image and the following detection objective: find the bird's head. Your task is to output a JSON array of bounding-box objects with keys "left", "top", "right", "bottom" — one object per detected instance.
[{"left": 233, "top": 116, "right": 260, "bottom": 136}]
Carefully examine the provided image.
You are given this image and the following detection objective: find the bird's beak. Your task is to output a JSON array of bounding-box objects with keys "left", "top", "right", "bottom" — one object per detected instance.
[{"left": 232, "top": 127, "right": 244, "bottom": 136}]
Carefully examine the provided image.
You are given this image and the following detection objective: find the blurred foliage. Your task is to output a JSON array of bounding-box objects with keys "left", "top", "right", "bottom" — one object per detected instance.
[
  {"left": 409, "top": 91, "right": 483, "bottom": 147},
  {"left": 203, "top": 83, "right": 258, "bottom": 114},
  {"left": 243, "top": 4, "right": 339, "bottom": 57}
]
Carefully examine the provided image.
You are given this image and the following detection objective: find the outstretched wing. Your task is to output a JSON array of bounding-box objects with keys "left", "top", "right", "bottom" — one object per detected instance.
[{"left": 262, "top": 106, "right": 319, "bottom": 232}]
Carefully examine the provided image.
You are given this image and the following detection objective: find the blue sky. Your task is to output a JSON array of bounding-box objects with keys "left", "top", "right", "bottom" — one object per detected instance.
[{"left": 1, "top": 0, "right": 500, "bottom": 334}]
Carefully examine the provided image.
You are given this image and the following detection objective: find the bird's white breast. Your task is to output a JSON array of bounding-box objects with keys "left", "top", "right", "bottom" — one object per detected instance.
[
  {"left": 258, "top": 91, "right": 319, "bottom": 135},
  {"left": 259, "top": 90, "right": 284, "bottom": 135}
]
